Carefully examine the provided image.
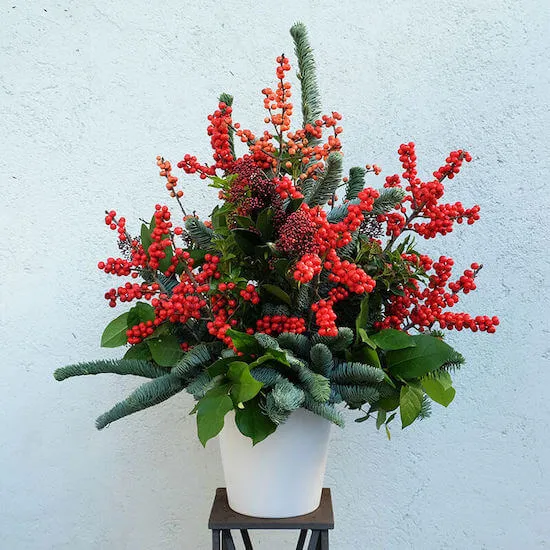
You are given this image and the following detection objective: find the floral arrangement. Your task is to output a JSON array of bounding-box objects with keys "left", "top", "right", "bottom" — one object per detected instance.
[{"left": 55, "top": 24, "right": 499, "bottom": 445}]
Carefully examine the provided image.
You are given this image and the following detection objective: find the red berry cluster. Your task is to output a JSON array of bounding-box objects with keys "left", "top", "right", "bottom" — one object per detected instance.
[
  {"left": 240, "top": 284, "right": 260, "bottom": 304},
  {"left": 126, "top": 320, "right": 155, "bottom": 344},
  {"left": 277, "top": 210, "right": 319, "bottom": 256},
  {"left": 256, "top": 315, "right": 306, "bottom": 336},
  {"left": 104, "top": 282, "right": 160, "bottom": 308},
  {"left": 311, "top": 300, "right": 338, "bottom": 337},
  {"left": 293, "top": 253, "right": 322, "bottom": 283},
  {"left": 324, "top": 249, "right": 376, "bottom": 294}
]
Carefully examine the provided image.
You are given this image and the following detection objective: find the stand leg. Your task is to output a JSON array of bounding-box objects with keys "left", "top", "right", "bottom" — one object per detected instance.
[
  {"left": 296, "top": 529, "right": 308, "bottom": 550},
  {"left": 222, "top": 530, "right": 236, "bottom": 550},
  {"left": 320, "top": 530, "right": 329, "bottom": 549},
  {"left": 212, "top": 529, "right": 220, "bottom": 550},
  {"left": 307, "top": 530, "right": 320, "bottom": 550},
  {"left": 241, "top": 529, "right": 254, "bottom": 550}
]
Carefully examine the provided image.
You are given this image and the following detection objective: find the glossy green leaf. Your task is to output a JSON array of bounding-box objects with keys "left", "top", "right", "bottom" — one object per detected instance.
[
  {"left": 386, "top": 335, "right": 458, "bottom": 379},
  {"left": 264, "top": 347, "right": 290, "bottom": 366},
  {"left": 256, "top": 208, "right": 275, "bottom": 241},
  {"left": 101, "top": 312, "right": 129, "bottom": 348},
  {"left": 422, "top": 375, "right": 456, "bottom": 407},
  {"left": 370, "top": 329, "right": 416, "bottom": 350},
  {"left": 140, "top": 223, "right": 152, "bottom": 256},
  {"left": 235, "top": 397, "right": 277, "bottom": 445},
  {"left": 358, "top": 328, "right": 376, "bottom": 349},
  {"left": 261, "top": 284, "right": 292, "bottom": 305},
  {"left": 196, "top": 387, "right": 233, "bottom": 446},
  {"left": 128, "top": 302, "right": 155, "bottom": 327},
  {"left": 123, "top": 342, "right": 153, "bottom": 360},
  {"left": 228, "top": 361, "right": 264, "bottom": 404},
  {"left": 146, "top": 334, "right": 184, "bottom": 367},
  {"left": 225, "top": 329, "right": 261, "bottom": 355},
  {"left": 232, "top": 228, "right": 263, "bottom": 256},
  {"left": 355, "top": 294, "right": 370, "bottom": 334},
  {"left": 399, "top": 383, "right": 424, "bottom": 428},
  {"left": 376, "top": 409, "right": 387, "bottom": 430}
]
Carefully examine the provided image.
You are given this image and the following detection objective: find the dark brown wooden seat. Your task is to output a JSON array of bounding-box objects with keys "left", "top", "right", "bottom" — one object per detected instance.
[{"left": 208, "top": 487, "right": 334, "bottom": 549}]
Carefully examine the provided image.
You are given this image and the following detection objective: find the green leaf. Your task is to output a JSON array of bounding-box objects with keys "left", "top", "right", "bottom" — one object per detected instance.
[
  {"left": 386, "top": 335, "right": 458, "bottom": 379},
  {"left": 128, "top": 302, "right": 155, "bottom": 327},
  {"left": 358, "top": 328, "right": 376, "bottom": 349},
  {"left": 196, "top": 387, "right": 234, "bottom": 446},
  {"left": 274, "top": 258, "right": 290, "bottom": 276},
  {"left": 355, "top": 294, "right": 370, "bottom": 335},
  {"left": 355, "top": 346, "right": 381, "bottom": 368},
  {"left": 232, "top": 228, "right": 263, "bottom": 256},
  {"left": 227, "top": 361, "right": 264, "bottom": 404},
  {"left": 256, "top": 207, "right": 275, "bottom": 241},
  {"left": 225, "top": 329, "right": 261, "bottom": 354},
  {"left": 355, "top": 414, "right": 370, "bottom": 423},
  {"left": 377, "top": 392, "right": 400, "bottom": 412},
  {"left": 422, "top": 375, "right": 456, "bottom": 407},
  {"left": 123, "top": 342, "right": 153, "bottom": 360},
  {"left": 140, "top": 223, "right": 152, "bottom": 256},
  {"left": 399, "top": 383, "right": 424, "bottom": 428},
  {"left": 262, "top": 284, "right": 292, "bottom": 306},
  {"left": 286, "top": 197, "right": 303, "bottom": 213},
  {"left": 207, "top": 356, "right": 241, "bottom": 378},
  {"left": 235, "top": 216, "right": 254, "bottom": 229},
  {"left": 385, "top": 412, "right": 397, "bottom": 440},
  {"left": 376, "top": 409, "right": 387, "bottom": 430},
  {"left": 235, "top": 397, "right": 277, "bottom": 445},
  {"left": 158, "top": 241, "right": 174, "bottom": 273},
  {"left": 264, "top": 347, "right": 290, "bottom": 366},
  {"left": 101, "top": 312, "right": 129, "bottom": 348},
  {"left": 370, "top": 329, "right": 416, "bottom": 350},
  {"left": 146, "top": 334, "right": 184, "bottom": 367}
]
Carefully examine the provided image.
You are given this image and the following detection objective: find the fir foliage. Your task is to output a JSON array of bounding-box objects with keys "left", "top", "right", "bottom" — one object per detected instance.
[
  {"left": 157, "top": 273, "right": 180, "bottom": 295},
  {"left": 171, "top": 344, "right": 211, "bottom": 379},
  {"left": 271, "top": 378, "right": 305, "bottom": 411},
  {"left": 54, "top": 359, "right": 166, "bottom": 381},
  {"left": 326, "top": 199, "right": 359, "bottom": 223},
  {"left": 218, "top": 92, "right": 236, "bottom": 160},
  {"left": 277, "top": 332, "right": 311, "bottom": 358},
  {"left": 303, "top": 395, "right": 345, "bottom": 428},
  {"left": 330, "top": 362, "right": 385, "bottom": 385},
  {"left": 289, "top": 22, "right": 322, "bottom": 127},
  {"left": 95, "top": 374, "right": 185, "bottom": 430},
  {"left": 313, "top": 327, "right": 354, "bottom": 351},
  {"left": 306, "top": 152, "right": 344, "bottom": 207},
  {"left": 184, "top": 217, "right": 214, "bottom": 249},
  {"left": 264, "top": 393, "right": 291, "bottom": 424},
  {"left": 287, "top": 355, "right": 331, "bottom": 402},
  {"left": 371, "top": 187, "right": 406, "bottom": 215},
  {"left": 333, "top": 383, "right": 380, "bottom": 407},
  {"left": 309, "top": 343, "right": 333, "bottom": 376},
  {"left": 262, "top": 303, "right": 291, "bottom": 317},
  {"left": 419, "top": 395, "right": 432, "bottom": 419},
  {"left": 186, "top": 372, "right": 214, "bottom": 399},
  {"left": 254, "top": 332, "right": 280, "bottom": 351},
  {"left": 296, "top": 284, "right": 313, "bottom": 315},
  {"left": 250, "top": 367, "right": 284, "bottom": 387},
  {"left": 345, "top": 167, "right": 366, "bottom": 200}
]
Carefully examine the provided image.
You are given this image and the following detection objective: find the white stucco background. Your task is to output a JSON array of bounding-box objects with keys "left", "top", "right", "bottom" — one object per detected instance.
[{"left": 1, "top": 1, "right": 549, "bottom": 549}]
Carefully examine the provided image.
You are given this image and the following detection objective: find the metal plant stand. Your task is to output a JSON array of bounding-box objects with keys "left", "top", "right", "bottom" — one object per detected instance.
[{"left": 209, "top": 488, "right": 334, "bottom": 549}]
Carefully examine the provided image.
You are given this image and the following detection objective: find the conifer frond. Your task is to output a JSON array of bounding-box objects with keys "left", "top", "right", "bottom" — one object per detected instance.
[
  {"left": 95, "top": 374, "right": 185, "bottom": 429},
  {"left": 289, "top": 22, "right": 322, "bottom": 127},
  {"left": 271, "top": 378, "right": 305, "bottom": 411},
  {"left": 264, "top": 393, "right": 291, "bottom": 425},
  {"left": 338, "top": 231, "right": 359, "bottom": 259},
  {"left": 262, "top": 303, "right": 291, "bottom": 317},
  {"left": 309, "top": 343, "right": 333, "bottom": 376},
  {"left": 287, "top": 356, "right": 331, "bottom": 402},
  {"left": 54, "top": 359, "right": 167, "bottom": 381},
  {"left": 345, "top": 167, "right": 366, "bottom": 201},
  {"left": 218, "top": 92, "right": 236, "bottom": 159},
  {"left": 254, "top": 333, "right": 280, "bottom": 351},
  {"left": 303, "top": 396, "right": 345, "bottom": 428},
  {"left": 306, "top": 152, "right": 344, "bottom": 207},
  {"left": 157, "top": 273, "right": 180, "bottom": 296},
  {"left": 371, "top": 188, "right": 405, "bottom": 215},
  {"left": 184, "top": 217, "right": 214, "bottom": 249},
  {"left": 419, "top": 395, "right": 432, "bottom": 419},
  {"left": 171, "top": 345, "right": 211, "bottom": 379},
  {"left": 329, "top": 386, "right": 343, "bottom": 404},
  {"left": 334, "top": 384, "right": 380, "bottom": 407},
  {"left": 277, "top": 332, "right": 311, "bottom": 358},
  {"left": 251, "top": 367, "right": 284, "bottom": 387},
  {"left": 186, "top": 372, "right": 213, "bottom": 399},
  {"left": 330, "top": 362, "right": 385, "bottom": 385},
  {"left": 427, "top": 350, "right": 465, "bottom": 376},
  {"left": 313, "top": 326, "right": 354, "bottom": 351},
  {"left": 296, "top": 283, "right": 312, "bottom": 315}
]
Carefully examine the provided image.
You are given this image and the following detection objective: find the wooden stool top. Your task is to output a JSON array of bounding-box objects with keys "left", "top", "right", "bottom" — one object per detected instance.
[{"left": 208, "top": 488, "right": 334, "bottom": 530}]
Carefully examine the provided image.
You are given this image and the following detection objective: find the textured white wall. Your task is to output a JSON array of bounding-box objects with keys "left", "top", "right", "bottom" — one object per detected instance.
[{"left": 1, "top": 1, "right": 549, "bottom": 548}]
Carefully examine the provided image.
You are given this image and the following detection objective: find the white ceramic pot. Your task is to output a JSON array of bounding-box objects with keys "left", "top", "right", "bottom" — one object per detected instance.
[{"left": 218, "top": 407, "right": 332, "bottom": 518}]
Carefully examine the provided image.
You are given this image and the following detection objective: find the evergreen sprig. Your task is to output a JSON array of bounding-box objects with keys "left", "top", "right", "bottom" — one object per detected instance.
[
  {"left": 306, "top": 152, "right": 344, "bottom": 207},
  {"left": 54, "top": 359, "right": 167, "bottom": 381}
]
